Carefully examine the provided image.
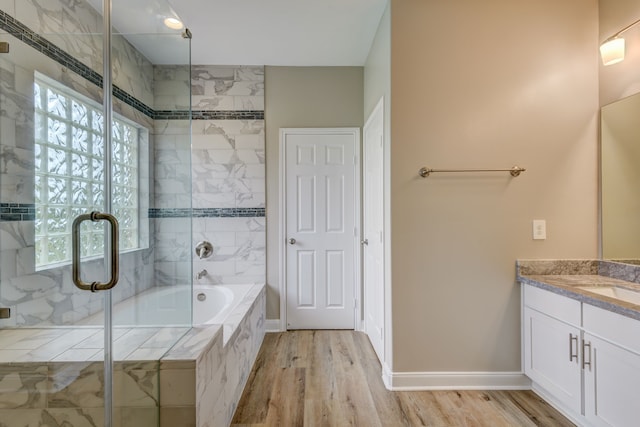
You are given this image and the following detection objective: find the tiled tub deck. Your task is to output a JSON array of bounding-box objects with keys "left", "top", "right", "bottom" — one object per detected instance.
[{"left": 0, "top": 284, "right": 266, "bottom": 427}]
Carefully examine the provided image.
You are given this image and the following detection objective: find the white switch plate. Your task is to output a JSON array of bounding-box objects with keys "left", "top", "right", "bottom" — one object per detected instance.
[{"left": 533, "top": 220, "right": 546, "bottom": 240}]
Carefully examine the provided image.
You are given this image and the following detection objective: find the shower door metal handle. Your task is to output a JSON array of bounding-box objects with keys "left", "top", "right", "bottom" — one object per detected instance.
[{"left": 72, "top": 211, "right": 119, "bottom": 292}]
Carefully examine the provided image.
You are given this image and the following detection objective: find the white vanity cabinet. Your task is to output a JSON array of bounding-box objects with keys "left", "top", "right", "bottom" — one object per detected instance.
[
  {"left": 523, "top": 286, "right": 582, "bottom": 415},
  {"left": 582, "top": 305, "right": 640, "bottom": 427},
  {"left": 523, "top": 284, "right": 640, "bottom": 427}
]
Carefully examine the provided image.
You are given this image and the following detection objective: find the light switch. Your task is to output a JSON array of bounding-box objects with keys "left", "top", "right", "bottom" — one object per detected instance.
[{"left": 533, "top": 220, "right": 546, "bottom": 240}]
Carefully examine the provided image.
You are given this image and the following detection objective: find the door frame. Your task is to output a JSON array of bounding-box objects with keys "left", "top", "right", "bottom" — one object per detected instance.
[
  {"left": 279, "top": 127, "right": 361, "bottom": 331},
  {"left": 363, "top": 97, "right": 385, "bottom": 360}
]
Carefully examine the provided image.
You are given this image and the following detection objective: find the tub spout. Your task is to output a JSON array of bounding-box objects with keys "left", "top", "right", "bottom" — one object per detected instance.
[{"left": 196, "top": 269, "right": 208, "bottom": 280}]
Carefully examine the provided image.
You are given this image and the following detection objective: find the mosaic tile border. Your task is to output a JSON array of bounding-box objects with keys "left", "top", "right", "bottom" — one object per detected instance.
[
  {"left": 149, "top": 208, "right": 266, "bottom": 219},
  {"left": 1, "top": 206, "right": 266, "bottom": 221},
  {"left": 0, "top": 203, "right": 36, "bottom": 221},
  {"left": 0, "top": 10, "right": 263, "bottom": 122}
]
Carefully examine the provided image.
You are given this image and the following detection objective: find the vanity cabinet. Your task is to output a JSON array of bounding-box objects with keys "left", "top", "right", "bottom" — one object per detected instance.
[
  {"left": 523, "top": 284, "right": 640, "bottom": 426},
  {"left": 582, "top": 305, "right": 640, "bottom": 427},
  {"left": 523, "top": 286, "right": 582, "bottom": 415}
]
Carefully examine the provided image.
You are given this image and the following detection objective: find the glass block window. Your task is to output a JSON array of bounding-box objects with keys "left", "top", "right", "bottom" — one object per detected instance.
[{"left": 34, "top": 74, "right": 140, "bottom": 269}]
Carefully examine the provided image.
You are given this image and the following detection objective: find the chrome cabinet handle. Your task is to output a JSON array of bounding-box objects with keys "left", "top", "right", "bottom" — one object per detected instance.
[
  {"left": 361, "top": 239, "right": 369, "bottom": 245},
  {"left": 582, "top": 341, "right": 592, "bottom": 370},
  {"left": 288, "top": 238, "right": 296, "bottom": 245},
  {"left": 569, "top": 334, "right": 578, "bottom": 362},
  {"left": 72, "top": 211, "right": 119, "bottom": 292}
]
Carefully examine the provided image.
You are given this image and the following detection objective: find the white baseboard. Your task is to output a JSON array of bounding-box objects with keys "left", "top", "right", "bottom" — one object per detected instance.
[
  {"left": 265, "top": 319, "right": 281, "bottom": 332},
  {"left": 382, "top": 365, "right": 531, "bottom": 390}
]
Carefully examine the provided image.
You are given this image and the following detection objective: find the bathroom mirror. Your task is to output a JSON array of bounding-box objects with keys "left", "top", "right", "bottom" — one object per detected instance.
[{"left": 601, "top": 91, "right": 640, "bottom": 263}]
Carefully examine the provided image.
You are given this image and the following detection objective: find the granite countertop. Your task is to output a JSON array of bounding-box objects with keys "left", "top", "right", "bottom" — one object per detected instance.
[{"left": 517, "top": 260, "right": 640, "bottom": 322}]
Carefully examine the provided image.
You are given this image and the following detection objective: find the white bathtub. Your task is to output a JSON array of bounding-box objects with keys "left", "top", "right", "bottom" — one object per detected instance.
[
  {"left": 81, "top": 284, "right": 253, "bottom": 327},
  {"left": 192, "top": 284, "right": 254, "bottom": 325}
]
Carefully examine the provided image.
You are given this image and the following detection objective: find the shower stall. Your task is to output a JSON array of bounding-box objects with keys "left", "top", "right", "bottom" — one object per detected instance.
[{"left": 0, "top": 0, "right": 193, "bottom": 425}]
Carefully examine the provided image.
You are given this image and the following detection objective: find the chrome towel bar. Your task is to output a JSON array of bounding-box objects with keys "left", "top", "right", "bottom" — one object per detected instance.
[{"left": 418, "top": 165, "right": 526, "bottom": 178}]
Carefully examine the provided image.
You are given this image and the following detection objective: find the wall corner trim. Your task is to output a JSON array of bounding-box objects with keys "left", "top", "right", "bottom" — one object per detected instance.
[{"left": 381, "top": 366, "right": 531, "bottom": 391}]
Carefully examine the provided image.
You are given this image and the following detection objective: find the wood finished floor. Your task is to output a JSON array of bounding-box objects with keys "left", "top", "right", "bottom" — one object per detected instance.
[{"left": 231, "top": 330, "right": 575, "bottom": 427}]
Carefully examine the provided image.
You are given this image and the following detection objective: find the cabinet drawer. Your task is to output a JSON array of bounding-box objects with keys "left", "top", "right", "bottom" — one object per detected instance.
[
  {"left": 523, "top": 285, "right": 581, "bottom": 326},
  {"left": 583, "top": 304, "right": 640, "bottom": 354}
]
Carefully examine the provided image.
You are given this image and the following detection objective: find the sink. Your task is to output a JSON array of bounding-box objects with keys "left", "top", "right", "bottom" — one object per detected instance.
[{"left": 577, "top": 286, "right": 640, "bottom": 305}]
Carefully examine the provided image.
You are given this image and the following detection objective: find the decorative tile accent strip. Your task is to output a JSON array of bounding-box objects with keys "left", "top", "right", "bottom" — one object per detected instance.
[
  {"left": 149, "top": 208, "right": 265, "bottom": 218},
  {"left": 191, "top": 110, "right": 265, "bottom": 120},
  {"left": 148, "top": 208, "right": 194, "bottom": 218},
  {"left": 193, "top": 208, "right": 266, "bottom": 218},
  {"left": 0, "top": 11, "right": 263, "bottom": 121},
  {"left": 0, "top": 203, "right": 36, "bottom": 221}
]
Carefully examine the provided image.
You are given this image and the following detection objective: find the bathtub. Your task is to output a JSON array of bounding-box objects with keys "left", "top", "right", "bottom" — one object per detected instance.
[
  {"left": 82, "top": 284, "right": 253, "bottom": 327},
  {"left": 192, "top": 284, "right": 254, "bottom": 325}
]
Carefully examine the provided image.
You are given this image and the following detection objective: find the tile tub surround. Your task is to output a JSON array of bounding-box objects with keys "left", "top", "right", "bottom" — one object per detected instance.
[
  {"left": 517, "top": 260, "right": 640, "bottom": 321},
  {"left": 0, "top": 283, "right": 266, "bottom": 427},
  {"left": 160, "top": 283, "right": 266, "bottom": 427}
]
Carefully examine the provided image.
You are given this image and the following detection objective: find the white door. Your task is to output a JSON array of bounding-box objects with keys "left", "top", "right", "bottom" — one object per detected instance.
[
  {"left": 282, "top": 128, "right": 359, "bottom": 329},
  {"left": 363, "top": 100, "right": 385, "bottom": 361}
]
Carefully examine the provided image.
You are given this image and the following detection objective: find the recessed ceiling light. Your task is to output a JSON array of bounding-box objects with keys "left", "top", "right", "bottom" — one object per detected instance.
[{"left": 164, "top": 17, "right": 184, "bottom": 30}]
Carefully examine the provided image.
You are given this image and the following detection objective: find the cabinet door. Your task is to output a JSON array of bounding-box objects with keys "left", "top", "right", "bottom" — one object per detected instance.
[
  {"left": 584, "top": 333, "right": 640, "bottom": 427},
  {"left": 524, "top": 307, "right": 582, "bottom": 414}
]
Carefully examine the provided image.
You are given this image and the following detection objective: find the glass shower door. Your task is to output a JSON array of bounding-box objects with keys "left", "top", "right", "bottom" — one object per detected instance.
[
  {"left": 0, "top": 1, "right": 114, "bottom": 425},
  {"left": 0, "top": 1, "right": 192, "bottom": 425}
]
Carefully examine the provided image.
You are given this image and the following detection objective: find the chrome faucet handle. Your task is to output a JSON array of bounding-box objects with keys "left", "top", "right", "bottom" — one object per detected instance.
[{"left": 195, "top": 241, "right": 213, "bottom": 259}]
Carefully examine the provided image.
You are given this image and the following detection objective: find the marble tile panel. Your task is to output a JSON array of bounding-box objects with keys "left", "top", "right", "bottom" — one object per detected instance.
[
  {"left": 160, "top": 406, "right": 196, "bottom": 427},
  {"left": 234, "top": 96, "right": 264, "bottom": 111},
  {"left": 235, "top": 133, "right": 264, "bottom": 150},
  {"left": 3, "top": 328, "right": 68, "bottom": 350},
  {"left": 153, "top": 119, "right": 191, "bottom": 136},
  {"left": 115, "top": 406, "right": 158, "bottom": 427},
  {"left": 0, "top": 407, "right": 104, "bottom": 427},
  {"left": 73, "top": 328, "right": 130, "bottom": 350},
  {"left": 192, "top": 65, "right": 236, "bottom": 83},
  {"left": 0, "top": 0, "right": 15, "bottom": 14},
  {"left": 159, "top": 368, "right": 195, "bottom": 407},
  {"left": 112, "top": 362, "right": 158, "bottom": 408},
  {"left": 234, "top": 67, "right": 264, "bottom": 82},
  {"left": 24, "top": 329, "right": 99, "bottom": 362},
  {"left": 224, "top": 81, "right": 264, "bottom": 97},
  {"left": 0, "top": 349, "right": 32, "bottom": 363},
  {"left": 113, "top": 328, "right": 163, "bottom": 361},
  {"left": 125, "top": 347, "right": 168, "bottom": 361},
  {"left": 161, "top": 326, "right": 221, "bottom": 363},
  {"left": 0, "top": 221, "right": 33, "bottom": 252},
  {"left": 47, "top": 361, "right": 104, "bottom": 408},
  {"left": 191, "top": 193, "right": 236, "bottom": 209},
  {"left": 139, "top": 328, "right": 190, "bottom": 350},
  {"left": 0, "top": 363, "right": 47, "bottom": 409},
  {"left": 236, "top": 192, "right": 265, "bottom": 208},
  {"left": 191, "top": 95, "right": 235, "bottom": 111},
  {"left": 52, "top": 349, "right": 102, "bottom": 363},
  {"left": 0, "top": 328, "right": 41, "bottom": 347}
]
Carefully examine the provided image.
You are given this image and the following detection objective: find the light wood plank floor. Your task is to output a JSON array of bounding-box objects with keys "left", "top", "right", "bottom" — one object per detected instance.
[{"left": 231, "top": 330, "right": 575, "bottom": 427}]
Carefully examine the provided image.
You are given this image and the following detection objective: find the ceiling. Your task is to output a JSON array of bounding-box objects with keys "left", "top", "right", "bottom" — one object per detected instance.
[
  {"left": 98, "top": 0, "right": 387, "bottom": 66},
  {"left": 169, "top": 0, "right": 387, "bottom": 66}
]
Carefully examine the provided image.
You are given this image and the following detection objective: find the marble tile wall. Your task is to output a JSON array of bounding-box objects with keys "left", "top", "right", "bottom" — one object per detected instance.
[
  {"left": 189, "top": 65, "right": 266, "bottom": 286},
  {"left": 0, "top": 33, "right": 155, "bottom": 327}
]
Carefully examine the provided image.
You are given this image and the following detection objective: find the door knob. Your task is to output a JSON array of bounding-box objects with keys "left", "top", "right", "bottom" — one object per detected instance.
[
  {"left": 361, "top": 239, "right": 369, "bottom": 245},
  {"left": 288, "top": 238, "right": 296, "bottom": 245}
]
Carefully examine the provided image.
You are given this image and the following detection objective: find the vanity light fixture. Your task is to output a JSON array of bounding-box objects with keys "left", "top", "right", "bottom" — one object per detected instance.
[
  {"left": 600, "top": 17, "right": 640, "bottom": 66},
  {"left": 163, "top": 17, "right": 184, "bottom": 30}
]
